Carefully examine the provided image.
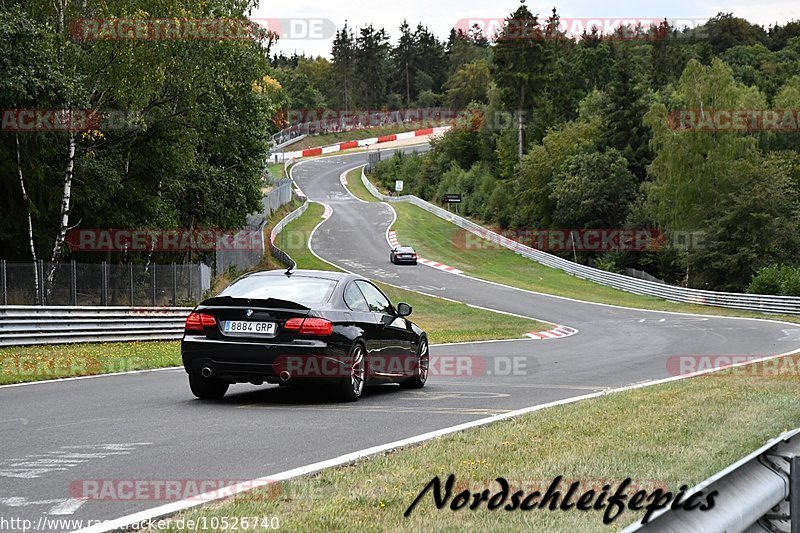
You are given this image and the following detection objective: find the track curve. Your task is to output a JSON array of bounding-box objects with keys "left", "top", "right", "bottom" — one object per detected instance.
[{"left": 293, "top": 149, "right": 800, "bottom": 388}]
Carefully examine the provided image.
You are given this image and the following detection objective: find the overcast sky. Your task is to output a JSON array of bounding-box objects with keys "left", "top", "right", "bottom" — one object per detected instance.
[{"left": 251, "top": 0, "right": 800, "bottom": 58}]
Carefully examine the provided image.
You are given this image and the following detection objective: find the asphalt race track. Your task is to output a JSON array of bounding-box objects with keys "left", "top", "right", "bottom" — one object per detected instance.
[{"left": 2, "top": 147, "right": 800, "bottom": 531}]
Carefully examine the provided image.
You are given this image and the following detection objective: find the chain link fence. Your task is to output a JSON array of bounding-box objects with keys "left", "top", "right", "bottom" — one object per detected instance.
[
  {"left": 0, "top": 260, "right": 210, "bottom": 307},
  {"left": 215, "top": 179, "right": 295, "bottom": 274}
]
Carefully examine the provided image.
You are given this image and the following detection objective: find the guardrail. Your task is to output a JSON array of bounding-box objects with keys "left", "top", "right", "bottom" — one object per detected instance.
[
  {"left": 624, "top": 428, "right": 800, "bottom": 532},
  {"left": 0, "top": 306, "right": 192, "bottom": 346},
  {"left": 361, "top": 168, "right": 800, "bottom": 316},
  {"left": 269, "top": 200, "right": 309, "bottom": 269}
]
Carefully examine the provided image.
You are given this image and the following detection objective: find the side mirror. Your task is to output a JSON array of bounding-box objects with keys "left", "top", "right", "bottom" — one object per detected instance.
[{"left": 397, "top": 303, "right": 412, "bottom": 317}]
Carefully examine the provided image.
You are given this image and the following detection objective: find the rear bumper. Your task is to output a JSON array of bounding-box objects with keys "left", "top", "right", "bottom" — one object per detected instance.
[
  {"left": 394, "top": 257, "right": 417, "bottom": 264},
  {"left": 181, "top": 336, "right": 350, "bottom": 383}
]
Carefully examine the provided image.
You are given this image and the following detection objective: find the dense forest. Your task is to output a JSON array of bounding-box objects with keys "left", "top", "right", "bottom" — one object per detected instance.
[
  {"left": 343, "top": 8, "right": 800, "bottom": 294},
  {"left": 2, "top": 2, "right": 800, "bottom": 294}
]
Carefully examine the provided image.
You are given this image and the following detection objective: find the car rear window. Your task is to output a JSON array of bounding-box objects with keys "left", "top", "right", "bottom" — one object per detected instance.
[{"left": 219, "top": 275, "right": 336, "bottom": 304}]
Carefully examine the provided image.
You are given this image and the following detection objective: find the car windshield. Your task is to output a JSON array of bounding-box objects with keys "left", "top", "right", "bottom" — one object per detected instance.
[
  {"left": 219, "top": 275, "right": 336, "bottom": 304},
  {"left": 397, "top": 247, "right": 415, "bottom": 253}
]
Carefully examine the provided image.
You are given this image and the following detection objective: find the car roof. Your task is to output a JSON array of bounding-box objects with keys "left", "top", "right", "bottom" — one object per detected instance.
[
  {"left": 396, "top": 246, "right": 415, "bottom": 251},
  {"left": 247, "top": 269, "right": 354, "bottom": 282}
]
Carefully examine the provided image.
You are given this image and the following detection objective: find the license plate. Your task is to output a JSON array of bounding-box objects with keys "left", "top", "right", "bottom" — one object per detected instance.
[{"left": 223, "top": 321, "right": 276, "bottom": 335}]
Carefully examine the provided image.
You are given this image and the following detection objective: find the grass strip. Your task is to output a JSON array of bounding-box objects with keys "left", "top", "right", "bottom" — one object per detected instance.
[
  {"left": 342, "top": 166, "right": 378, "bottom": 203},
  {"left": 0, "top": 341, "right": 180, "bottom": 385},
  {"left": 267, "top": 163, "right": 286, "bottom": 179}
]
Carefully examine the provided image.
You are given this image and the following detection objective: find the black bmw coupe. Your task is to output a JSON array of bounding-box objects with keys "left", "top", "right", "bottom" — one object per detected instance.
[{"left": 181, "top": 269, "right": 429, "bottom": 401}]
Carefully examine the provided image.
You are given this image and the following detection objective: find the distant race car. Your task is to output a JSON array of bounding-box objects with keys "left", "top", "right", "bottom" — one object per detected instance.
[{"left": 390, "top": 246, "right": 418, "bottom": 265}]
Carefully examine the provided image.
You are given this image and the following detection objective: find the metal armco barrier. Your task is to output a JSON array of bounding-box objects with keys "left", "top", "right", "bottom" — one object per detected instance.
[
  {"left": 623, "top": 429, "right": 800, "bottom": 532},
  {"left": 361, "top": 169, "right": 800, "bottom": 316},
  {"left": 0, "top": 306, "right": 192, "bottom": 346},
  {"left": 269, "top": 200, "right": 309, "bottom": 268}
]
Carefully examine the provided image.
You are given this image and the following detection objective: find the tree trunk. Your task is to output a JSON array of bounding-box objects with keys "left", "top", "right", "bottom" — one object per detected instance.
[
  {"left": 45, "top": 130, "right": 76, "bottom": 297},
  {"left": 405, "top": 62, "right": 411, "bottom": 107},
  {"left": 16, "top": 134, "right": 40, "bottom": 304},
  {"left": 517, "top": 85, "right": 525, "bottom": 160}
]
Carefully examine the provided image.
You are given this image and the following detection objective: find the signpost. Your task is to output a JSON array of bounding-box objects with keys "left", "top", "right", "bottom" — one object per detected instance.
[
  {"left": 395, "top": 180, "right": 403, "bottom": 192},
  {"left": 442, "top": 193, "right": 462, "bottom": 214}
]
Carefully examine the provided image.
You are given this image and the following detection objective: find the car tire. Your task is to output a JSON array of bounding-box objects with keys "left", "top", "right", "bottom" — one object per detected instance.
[
  {"left": 390, "top": 255, "right": 395, "bottom": 264},
  {"left": 337, "top": 342, "right": 366, "bottom": 402},
  {"left": 188, "top": 373, "right": 229, "bottom": 399},
  {"left": 412, "top": 260, "right": 417, "bottom": 265},
  {"left": 400, "top": 338, "right": 428, "bottom": 389}
]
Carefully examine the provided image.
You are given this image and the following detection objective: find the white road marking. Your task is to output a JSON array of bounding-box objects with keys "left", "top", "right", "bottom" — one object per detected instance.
[
  {"left": 0, "top": 497, "right": 87, "bottom": 515},
  {"left": 48, "top": 498, "right": 88, "bottom": 515},
  {"left": 0, "top": 443, "right": 151, "bottom": 479},
  {"left": 0, "top": 366, "right": 182, "bottom": 390}
]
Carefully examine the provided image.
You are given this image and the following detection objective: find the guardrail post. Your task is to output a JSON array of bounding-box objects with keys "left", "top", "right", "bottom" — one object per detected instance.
[
  {"left": 101, "top": 261, "right": 108, "bottom": 306},
  {"left": 172, "top": 263, "right": 177, "bottom": 306},
  {"left": 129, "top": 262, "right": 134, "bottom": 306},
  {"left": 1, "top": 260, "right": 6, "bottom": 305},
  {"left": 188, "top": 264, "right": 193, "bottom": 302},
  {"left": 37, "top": 259, "right": 44, "bottom": 305},
  {"left": 151, "top": 266, "right": 156, "bottom": 306},
  {"left": 791, "top": 455, "right": 799, "bottom": 532},
  {"left": 71, "top": 260, "right": 77, "bottom": 306}
]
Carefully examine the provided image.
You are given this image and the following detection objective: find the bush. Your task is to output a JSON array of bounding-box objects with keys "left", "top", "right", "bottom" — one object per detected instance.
[{"left": 747, "top": 264, "right": 800, "bottom": 296}]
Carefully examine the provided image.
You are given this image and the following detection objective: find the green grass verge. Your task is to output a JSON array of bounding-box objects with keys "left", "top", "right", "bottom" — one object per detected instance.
[
  {"left": 153, "top": 354, "right": 800, "bottom": 532},
  {"left": 267, "top": 163, "right": 286, "bottom": 179},
  {"left": 0, "top": 341, "right": 180, "bottom": 385},
  {"left": 277, "top": 201, "right": 547, "bottom": 344},
  {"left": 387, "top": 201, "right": 800, "bottom": 324},
  {"left": 343, "top": 166, "right": 378, "bottom": 202}
]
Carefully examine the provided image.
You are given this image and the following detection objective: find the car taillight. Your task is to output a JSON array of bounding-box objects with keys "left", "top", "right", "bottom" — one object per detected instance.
[
  {"left": 283, "top": 317, "right": 333, "bottom": 336},
  {"left": 185, "top": 312, "right": 216, "bottom": 332}
]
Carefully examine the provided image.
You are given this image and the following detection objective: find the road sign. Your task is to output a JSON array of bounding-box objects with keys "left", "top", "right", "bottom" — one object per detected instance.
[
  {"left": 443, "top": 193, "right": 462, "bottom": 204},
  {"left": 395, "top": 180, "right": 404, "bottom": 192}
]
